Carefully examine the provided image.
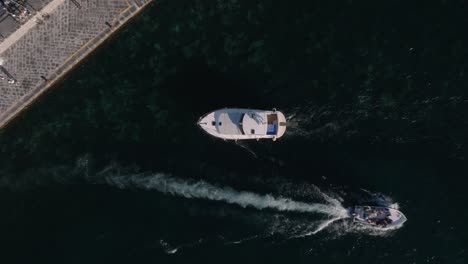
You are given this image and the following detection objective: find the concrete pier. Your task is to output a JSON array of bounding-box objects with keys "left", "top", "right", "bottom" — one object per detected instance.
[{"left": 0, "top": 0, "right": 153, "bottom": 129}]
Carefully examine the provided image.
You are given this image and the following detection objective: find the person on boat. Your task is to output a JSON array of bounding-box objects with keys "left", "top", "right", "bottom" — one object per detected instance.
[{"left": 380, "top": 220, "right": 387, "bottom": 228}]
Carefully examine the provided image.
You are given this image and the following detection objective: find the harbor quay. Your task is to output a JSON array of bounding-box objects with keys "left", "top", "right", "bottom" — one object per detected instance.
[{"left": 0, "top": 0, "right": 153, "bottom": 129}]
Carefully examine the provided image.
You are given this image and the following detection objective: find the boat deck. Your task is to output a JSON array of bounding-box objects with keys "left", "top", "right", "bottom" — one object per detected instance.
[{"left": 217, "top": 112, "right": 243, "bottom": 135}]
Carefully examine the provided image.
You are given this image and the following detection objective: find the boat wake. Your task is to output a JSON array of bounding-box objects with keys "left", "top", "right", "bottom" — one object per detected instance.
[
  {"left": 107, "top": 173, "right": 349, "bottom": 218},
  {"left": 284, "top": 104, "right": 356, "bottom": 141},
  {"left": 106, "top": 174, "right": 405, "bottom": 240},
  {"left": 159, "top": 239, "right": 205, "bottom": 254},
  {"left": 106, "top": 173, "right": 350, "bottom": 241},
  {"left": 359, "top": 188, "right": 400, "bottom": 210},
  {"left": 234, "top": 141, "right": 258, "bottom": 158},
  {"left": 284, "top": 96, "right": 468, "bottom": 150},
  {"left": 293, "top": 216, "right": 347, "bottom": 237}
]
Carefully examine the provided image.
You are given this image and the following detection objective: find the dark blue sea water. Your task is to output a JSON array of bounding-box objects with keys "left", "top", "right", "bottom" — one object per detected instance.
[{"left": 1, "top": 0, "right": 467, "bottom": 263}]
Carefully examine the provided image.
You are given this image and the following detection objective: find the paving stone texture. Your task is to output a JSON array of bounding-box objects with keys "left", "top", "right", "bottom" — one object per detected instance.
[{"left": 0, "top": 0, "right": 151, "bottom": 127}]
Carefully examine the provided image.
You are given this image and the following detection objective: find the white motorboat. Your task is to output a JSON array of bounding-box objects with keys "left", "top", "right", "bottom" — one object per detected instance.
[
  {"left": 349, "top": 206, "right": 407, "bottom": 229},
  {"left": 197, "top": 108, "right": 287, "bottom": 141}
]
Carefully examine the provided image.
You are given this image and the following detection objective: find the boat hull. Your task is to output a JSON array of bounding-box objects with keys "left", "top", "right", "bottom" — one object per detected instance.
[
  {"left": 197, "top": 108, "right": 287, "bottom": 140},
  {"left": 349, "top": 206, "right": 407, "bottom": 229}
]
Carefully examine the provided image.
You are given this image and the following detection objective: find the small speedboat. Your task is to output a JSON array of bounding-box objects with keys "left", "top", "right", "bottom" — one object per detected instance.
[
  {"left": 197, "top": 108, "right": 287, "bottom": 141},
  {"left": 349, "top": 206, "right": 407, "bottom": 229}
]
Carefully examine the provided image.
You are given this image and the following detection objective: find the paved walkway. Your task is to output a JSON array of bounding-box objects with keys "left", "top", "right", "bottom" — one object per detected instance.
[
  {"left": 0, "top": 0, "right": 153, "bottom": 129},
  {"left": 0, "top": 0, "right": 66, "bottom": 54}
]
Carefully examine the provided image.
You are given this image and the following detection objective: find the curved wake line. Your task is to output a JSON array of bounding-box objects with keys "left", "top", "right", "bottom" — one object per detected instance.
[
  {"left": 294, "top": 216, "right": 346, "bottom": 237},
  {"left": 106, "top": 174, "right": 349, "bottom": 218},
  {"left": 106, "top": 174, "right": 402, "bottom": 238}
]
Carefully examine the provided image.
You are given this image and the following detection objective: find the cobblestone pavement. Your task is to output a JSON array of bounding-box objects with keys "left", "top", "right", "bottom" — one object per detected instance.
[
  {"left": 0, "top": 0, "right": 152, "bottom": 128},
  {"left": 0, "top": 1, "right": 53, "bottom": 39}
]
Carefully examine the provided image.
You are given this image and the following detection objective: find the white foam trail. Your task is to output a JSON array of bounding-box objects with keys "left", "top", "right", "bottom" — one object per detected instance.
[
  {"left": 343, "top": 222, "right": 399, "bottom": 237},
  {"left": 224, "top": 235, "right": 262, "bottom": 245},
  {"left": 159, "top": 240, "right": 179, "bottom": 254},
  {"left": 107, "top": 174, "right": 349, "bottom": 218},
  {"left": 290, "top": 216, "right": 347, "bottom": 238},
  {"left": 307, "top": 216, "right": 346, "bottom": 235}
]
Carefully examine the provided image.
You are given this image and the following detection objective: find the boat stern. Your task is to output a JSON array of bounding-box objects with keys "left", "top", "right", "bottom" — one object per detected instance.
[{"left": 276, "top": 111, "right": 287, "bottom": 138}]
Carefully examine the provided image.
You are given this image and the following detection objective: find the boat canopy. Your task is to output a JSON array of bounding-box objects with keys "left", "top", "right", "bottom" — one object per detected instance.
[{"left": 216, "top": 112, "right": 243, "bottom": 135}]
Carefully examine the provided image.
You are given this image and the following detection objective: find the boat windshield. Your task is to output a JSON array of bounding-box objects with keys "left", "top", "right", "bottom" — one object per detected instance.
[{"left": 239, "top": 113, "right": 245, "bottom": 134}]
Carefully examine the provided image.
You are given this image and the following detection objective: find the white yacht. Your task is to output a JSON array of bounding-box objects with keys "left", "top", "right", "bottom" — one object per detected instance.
[
  {"left": 197, "top": 108, "right": 287, "bottom": 141},
  {"left": 349, "top": 206, "right": 407, "bottom": 229}
]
